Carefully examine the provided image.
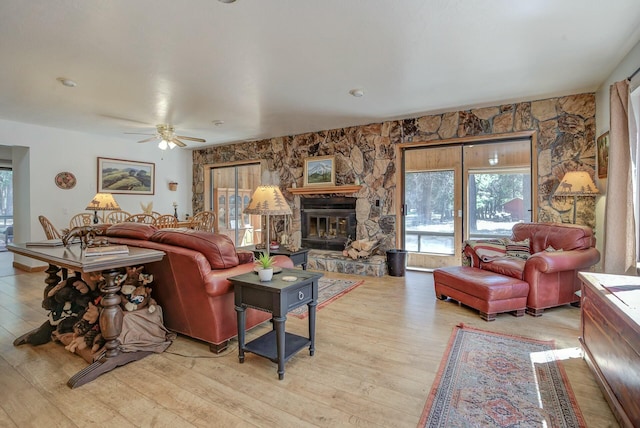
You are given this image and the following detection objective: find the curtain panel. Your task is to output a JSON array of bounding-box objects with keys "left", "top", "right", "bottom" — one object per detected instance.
[{"left": 603, "top": 80, "right": 637, "bottom": 274}]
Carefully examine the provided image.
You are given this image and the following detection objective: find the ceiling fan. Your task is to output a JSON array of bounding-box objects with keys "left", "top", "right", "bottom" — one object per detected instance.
[{"left": 125, "top": 124, "right": 206, "bottom": 150}]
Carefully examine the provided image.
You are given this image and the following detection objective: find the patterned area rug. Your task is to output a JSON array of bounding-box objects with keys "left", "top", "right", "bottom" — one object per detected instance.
[
  {"left": 289, "top": 277, "right": 364, "bottom": 319},
  {"left": 419, "top": 324, "right": 586, "bottom": 428}
]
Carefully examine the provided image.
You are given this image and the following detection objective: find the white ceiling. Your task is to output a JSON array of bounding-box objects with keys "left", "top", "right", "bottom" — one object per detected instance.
[{"left": 1, "top": 0, "right": 640, "bottom": 148}]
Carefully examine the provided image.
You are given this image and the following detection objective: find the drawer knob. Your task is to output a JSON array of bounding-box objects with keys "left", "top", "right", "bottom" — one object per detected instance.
[{"left": 298, "top": 290, "right": 305, "bottom": 300}]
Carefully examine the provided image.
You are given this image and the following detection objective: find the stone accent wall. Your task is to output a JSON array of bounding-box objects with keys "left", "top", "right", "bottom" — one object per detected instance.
[{"left": 193, "top": 92, "right": 596, "bottom": 251}]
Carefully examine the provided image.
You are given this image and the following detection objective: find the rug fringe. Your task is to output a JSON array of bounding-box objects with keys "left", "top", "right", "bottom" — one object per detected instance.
[{"left": 455, "top": 323, "right": 555, "bottom": 346}]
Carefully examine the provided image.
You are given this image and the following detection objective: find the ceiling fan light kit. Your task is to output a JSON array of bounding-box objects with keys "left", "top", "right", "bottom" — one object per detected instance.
[{"left": 127, "top": 124, "right": 206, "bottom": 150}]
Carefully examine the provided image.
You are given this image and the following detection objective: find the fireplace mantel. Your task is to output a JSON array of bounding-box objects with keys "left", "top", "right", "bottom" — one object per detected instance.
[{"left": 287, "top": 185, "right": 361, "bottom": 195}]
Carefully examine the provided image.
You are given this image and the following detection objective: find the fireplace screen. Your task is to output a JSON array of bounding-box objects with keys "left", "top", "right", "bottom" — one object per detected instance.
[
  {"left": 308, "top": 216, "right": 348, "bottom": 240},
  {"left": 301, "top": 197, "right": 356, "bottom": 250}
]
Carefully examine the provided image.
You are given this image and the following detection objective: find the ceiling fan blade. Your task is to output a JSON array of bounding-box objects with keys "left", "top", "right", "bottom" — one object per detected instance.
[
  {"left": 176, "top": 135, "right": 206, "bottom": 142},
  {"left": 172, "top": 138, "right": 187, "bottom": 148},
  {"left": 137, "top": 136, "right": 157, "bottom": 143},
  {"left": 125, "top": 132, "right": 155, "bottom": 136}
]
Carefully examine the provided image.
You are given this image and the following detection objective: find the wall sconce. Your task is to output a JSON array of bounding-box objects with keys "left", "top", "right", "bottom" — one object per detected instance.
[{"left": 168, "top": 182, "right": 178, "bottom": 191}]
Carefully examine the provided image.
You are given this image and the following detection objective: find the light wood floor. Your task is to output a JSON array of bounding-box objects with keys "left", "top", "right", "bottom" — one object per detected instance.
[{"left": 0, "top": 251, "right": 619, "bottom": 427}]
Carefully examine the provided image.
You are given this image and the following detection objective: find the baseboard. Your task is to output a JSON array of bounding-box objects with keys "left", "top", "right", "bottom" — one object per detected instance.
[{"left": 13, "top": 261, "right": 47, "bottom": 272}]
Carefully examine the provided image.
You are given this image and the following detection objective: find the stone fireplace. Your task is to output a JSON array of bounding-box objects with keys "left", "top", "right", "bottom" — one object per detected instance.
[{"left": 301, "top": 197, "right": 356, "bottom": 251}]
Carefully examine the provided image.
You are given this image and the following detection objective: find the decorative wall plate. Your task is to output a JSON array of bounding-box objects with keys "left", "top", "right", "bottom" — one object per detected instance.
[{"left": 55, "top": 172, "right": 76, "bottom": 189}]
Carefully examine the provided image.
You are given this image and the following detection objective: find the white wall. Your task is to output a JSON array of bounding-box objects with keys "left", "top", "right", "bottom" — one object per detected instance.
[
  {"left": 593, "top": 39, "right": 640, "bottom": 266},
  {"left": 0, "top": 119, "right": 193, "bottom": 267}
]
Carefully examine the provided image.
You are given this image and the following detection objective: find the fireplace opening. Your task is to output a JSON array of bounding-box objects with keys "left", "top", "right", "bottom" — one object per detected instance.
[{"left": 301, "top": 197, "right": 356, "bottom": 251}]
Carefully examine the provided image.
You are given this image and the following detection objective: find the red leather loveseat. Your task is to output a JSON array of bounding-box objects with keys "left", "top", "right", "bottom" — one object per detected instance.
[
  {"left": 105, "top": 223, "right": 294, "bottom": 352},
  {"left": 463, "top": 222, "right": 600, "bottom": 316}
]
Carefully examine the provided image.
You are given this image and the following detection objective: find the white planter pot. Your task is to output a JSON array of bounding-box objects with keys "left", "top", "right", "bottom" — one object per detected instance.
[{"left": 258, "top": 268, "right": 274, "bottom": 282}]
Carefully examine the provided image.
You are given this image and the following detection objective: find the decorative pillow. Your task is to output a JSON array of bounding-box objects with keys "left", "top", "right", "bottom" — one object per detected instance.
[
  {"left": 465, "top": 240, "right": 506, "bottom": 262},
  {"left": 504, "top": 238, "right": 531, "bottom": 260},
  {"left": 106, "top": 223, "right": 158, "bottom": 240},
  {"left": 150, "top": 229, "right": 239, "bottom": 269},
  {"left": 237, "top": 249, "right": 255, "bottom": 264}
]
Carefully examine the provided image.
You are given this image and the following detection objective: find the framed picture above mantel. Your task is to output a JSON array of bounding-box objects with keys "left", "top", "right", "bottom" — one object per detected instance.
[
  {"left": 303, "top": 155, "right": 335, "bottom": 187},
  {"left": 97, "top": 157, "right": 155, "bottom": 195}
]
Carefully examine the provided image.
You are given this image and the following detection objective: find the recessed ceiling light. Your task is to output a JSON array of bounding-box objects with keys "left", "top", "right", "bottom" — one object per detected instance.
[
  {"left": 57, "top": 77, "right": 77, "bottom": 87},
  {"left": 349, "top": 88, "right": 364, "bottom": 97},
  {"left": 212, "top": 120, "right": 225, "bottom": 126}
]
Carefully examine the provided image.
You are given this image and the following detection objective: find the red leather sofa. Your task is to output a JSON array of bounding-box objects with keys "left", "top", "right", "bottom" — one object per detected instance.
[
  {"left": 463, "top": 222, "right": 600, "bottom": 316},
  {"left": 105, "top": 223, "right": 294, "bottom": 352}
]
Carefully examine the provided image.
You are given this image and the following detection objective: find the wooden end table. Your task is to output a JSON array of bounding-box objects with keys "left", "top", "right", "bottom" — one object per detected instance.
[
  {"left": 248, "top": 246, "right": 310, "bottom": 270},
  {"left": 230, "top": 268, "right": 323, "bottom": 380}
]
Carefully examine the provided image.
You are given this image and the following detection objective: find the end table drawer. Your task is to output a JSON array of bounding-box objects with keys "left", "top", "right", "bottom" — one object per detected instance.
[{"left": 287, "top": 284, "right": 312, "bottom": 311}]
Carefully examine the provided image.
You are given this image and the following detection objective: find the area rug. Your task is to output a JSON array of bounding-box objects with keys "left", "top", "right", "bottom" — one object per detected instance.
[
  {"left": 289, "top": 277, "right": 364, "bottom": 318},
  {"left": 419, "top": 324, "right": 586, "bottom": 428}
]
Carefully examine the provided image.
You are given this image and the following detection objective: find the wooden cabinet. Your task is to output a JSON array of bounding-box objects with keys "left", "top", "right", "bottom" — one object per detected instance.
[{"left": 578, "top": 272, "right": 640, "bottom": 428}]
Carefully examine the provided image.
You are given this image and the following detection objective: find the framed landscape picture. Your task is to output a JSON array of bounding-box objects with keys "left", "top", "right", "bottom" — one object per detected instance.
[
  {"left": 303, "top": 155, "right": 335, "bottom": 187},
  {"left": 597, "top": 131, "right": 609, "bottom": 179},
  {"left": 98, "top": 157, "right": 155, "bottom": 195}
]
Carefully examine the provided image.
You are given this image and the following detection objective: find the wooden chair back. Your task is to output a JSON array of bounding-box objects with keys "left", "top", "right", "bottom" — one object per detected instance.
[
  {"left": 69, "top": 213, "right": 95, "bottom": 229},
  {"left": 153, "top": 214, "right": 178, "bottom": 229},
  {"left": 39, "top": 215, "right": 62, "bottom": 240},
  {"left": 190, "top": 211, "right": 217, "bottom": 233},
  {"left": 104, "top": 210, "right": 131, "bottom": 224},
  {"left": 124, "top": 213, "right": 156, "bottom": 224}
]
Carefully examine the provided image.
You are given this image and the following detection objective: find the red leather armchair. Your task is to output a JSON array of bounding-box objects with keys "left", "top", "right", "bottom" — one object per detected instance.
[{"left": 464, "top": 222, "right": 600, "bottom": 316}]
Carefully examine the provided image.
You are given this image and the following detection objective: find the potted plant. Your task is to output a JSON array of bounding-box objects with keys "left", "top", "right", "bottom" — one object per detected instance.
[{"left": 255, "top": 251, "right": 275, "bottom": 281}]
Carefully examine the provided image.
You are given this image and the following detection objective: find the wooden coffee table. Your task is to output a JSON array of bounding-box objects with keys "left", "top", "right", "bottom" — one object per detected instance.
[{"left": 229, "top": 268, "right": 323, "bottom": 380}]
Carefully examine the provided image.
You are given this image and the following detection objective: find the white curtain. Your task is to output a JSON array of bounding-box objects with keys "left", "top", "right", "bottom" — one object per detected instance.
[
  {"left": 603, "top": 80, "right": 637, "bottom": 274},
  {"left": 631, "top": 84, "right": 640, "bottom": 268}
]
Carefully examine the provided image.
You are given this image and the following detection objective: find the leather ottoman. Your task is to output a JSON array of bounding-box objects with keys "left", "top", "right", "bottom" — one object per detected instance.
[{"left": 433, "top": 266, "right": 529, "bottom": 321}]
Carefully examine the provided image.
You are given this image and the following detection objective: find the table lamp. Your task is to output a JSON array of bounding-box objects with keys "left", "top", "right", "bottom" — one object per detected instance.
[
  {"left": 553, "top": 171, "right": 599, "bottom": 224},
  {"left": 85, "top": 193, "right": 121, "bottom": 223},
  {"left": 243, "top": 185, "right": 292, "bottom": 255}
]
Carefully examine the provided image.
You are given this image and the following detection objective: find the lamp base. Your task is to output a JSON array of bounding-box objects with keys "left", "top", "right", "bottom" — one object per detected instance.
[{"left": 93, "top": 211, "right": 99, "bottom": 224}]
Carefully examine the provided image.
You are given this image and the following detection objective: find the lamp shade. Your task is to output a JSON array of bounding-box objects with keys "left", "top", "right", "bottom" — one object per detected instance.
[
  {"left": 243, "top": 185, "right": 292, "bottom": 215},
  {"left": 85, "top": 193, "right": 121, "bottom": 211},
  {"left": 553, "top": 171, "right": 599, "bottom": 196}
]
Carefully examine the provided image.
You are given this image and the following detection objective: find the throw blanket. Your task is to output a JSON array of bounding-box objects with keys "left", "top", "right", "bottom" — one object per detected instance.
[
  {"left": 465, "top": 240, "right": 506, "bottom": 262},
  {"left": 118, "top": 304, "right": 176, "bottom": 354}
]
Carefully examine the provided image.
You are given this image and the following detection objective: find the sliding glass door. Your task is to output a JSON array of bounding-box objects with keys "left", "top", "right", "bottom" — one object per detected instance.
[
  {"left": 401, "top": 138, "right": 533, "bottom": 268},
  {"left": 207, "top": 163, "right": 261, "bottom": 247}
]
